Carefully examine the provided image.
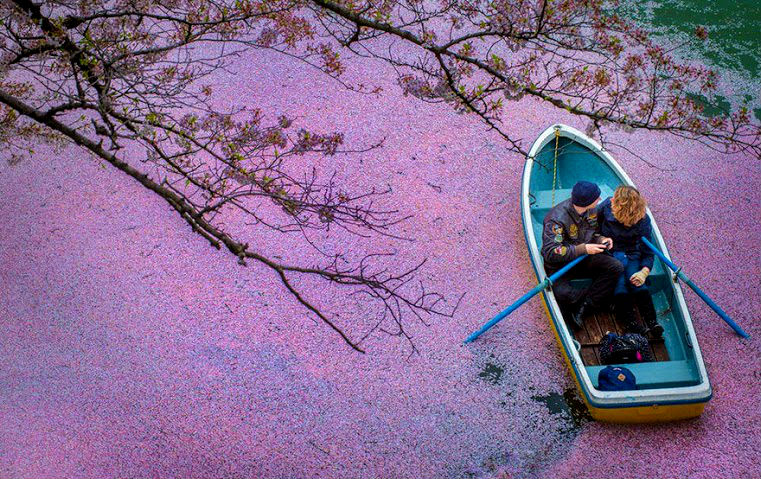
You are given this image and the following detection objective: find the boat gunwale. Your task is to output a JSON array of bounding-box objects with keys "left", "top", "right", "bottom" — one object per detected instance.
[{"left": 520, "top": 123, "right": 712, "bottom": 408}]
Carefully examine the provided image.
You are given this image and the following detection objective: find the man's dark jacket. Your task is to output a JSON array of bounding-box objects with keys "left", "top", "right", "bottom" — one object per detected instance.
[{"left": 541, "top": 198, "right": 603, "bottom": 270}]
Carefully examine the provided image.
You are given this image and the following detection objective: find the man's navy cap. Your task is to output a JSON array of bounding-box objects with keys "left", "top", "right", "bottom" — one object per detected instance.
[{"left": 571, "top": 181, "right": 601, "bottom": 207}]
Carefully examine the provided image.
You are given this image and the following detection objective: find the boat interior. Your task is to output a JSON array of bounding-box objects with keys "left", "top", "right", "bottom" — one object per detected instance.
[{"left": 527, "top": 136, "right": 704, "bottom": 390}]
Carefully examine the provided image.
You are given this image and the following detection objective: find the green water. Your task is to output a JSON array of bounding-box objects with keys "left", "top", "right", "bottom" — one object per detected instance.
[{"left": 621, "top": 0, "right": 761, "bottom": 120}]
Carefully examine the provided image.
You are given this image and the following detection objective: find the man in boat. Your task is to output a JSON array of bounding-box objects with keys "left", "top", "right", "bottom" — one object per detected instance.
[{"left": 540, "top": 181, "right": 623, "bottom": 329}]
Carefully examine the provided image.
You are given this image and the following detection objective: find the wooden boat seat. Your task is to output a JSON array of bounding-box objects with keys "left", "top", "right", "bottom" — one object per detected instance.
[
  {"left": 587, "top": 360, "right": 700, "bottom": 389},
  {"left": 567, "top": 258, "right": 670, "bottom": 288},
  {"left": 530, "top": 188, "right": 573, "bottom": 209}
]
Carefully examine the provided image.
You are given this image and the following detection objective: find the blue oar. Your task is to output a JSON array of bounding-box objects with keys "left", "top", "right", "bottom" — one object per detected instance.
[
  {"left": 464, "top": 254, "right": 588, "bottom": 343},
  {"left": 640, "top": 236, "right": 749, "bottom": 339}
]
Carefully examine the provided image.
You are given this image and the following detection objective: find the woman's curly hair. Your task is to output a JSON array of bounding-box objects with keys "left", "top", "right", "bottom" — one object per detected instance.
[{"left": 612, "top": 186, "right": 647, "bottom": 227}]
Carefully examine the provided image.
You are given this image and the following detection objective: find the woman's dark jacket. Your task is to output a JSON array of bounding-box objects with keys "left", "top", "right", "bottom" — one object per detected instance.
[{"left": 597, "top": 197, "right": 654, "bottom": 270}]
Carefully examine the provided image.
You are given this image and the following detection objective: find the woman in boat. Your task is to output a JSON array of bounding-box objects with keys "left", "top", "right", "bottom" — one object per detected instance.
[{"left": 598, "top": 186, "right": 664, "bottom": 339}]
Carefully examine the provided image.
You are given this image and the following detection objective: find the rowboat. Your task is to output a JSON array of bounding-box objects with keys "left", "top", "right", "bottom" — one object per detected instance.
[{"left": 521, "top": 124, "right": 712, "bottom": 423}]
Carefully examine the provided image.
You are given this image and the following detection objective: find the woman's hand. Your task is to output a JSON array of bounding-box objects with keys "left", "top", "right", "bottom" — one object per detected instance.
[{"left": 630, "top": 267, "right": 650, "bottom": 286}]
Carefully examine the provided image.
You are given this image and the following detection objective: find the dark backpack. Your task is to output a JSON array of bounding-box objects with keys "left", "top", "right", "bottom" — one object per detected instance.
[
  {"left": 599, "top": 332, "right": 653, "bottom": 365},
  {"left": 598, "top": 366, "right": 637, "bottom": 391}
]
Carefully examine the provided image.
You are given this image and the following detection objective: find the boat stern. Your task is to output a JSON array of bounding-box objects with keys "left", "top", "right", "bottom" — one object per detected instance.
[{"left": 586, "top": 401, "right": 708, "bottom": 423}]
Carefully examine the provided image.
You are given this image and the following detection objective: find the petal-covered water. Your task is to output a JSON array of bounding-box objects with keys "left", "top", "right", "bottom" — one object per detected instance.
[{"left": 1, "top": 45, "right": 759, "bottom": 478}]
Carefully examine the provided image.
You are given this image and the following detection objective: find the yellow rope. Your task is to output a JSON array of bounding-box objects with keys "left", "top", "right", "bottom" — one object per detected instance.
[{"left": 551, "top": 128, "right": 559, "bottom": 207}]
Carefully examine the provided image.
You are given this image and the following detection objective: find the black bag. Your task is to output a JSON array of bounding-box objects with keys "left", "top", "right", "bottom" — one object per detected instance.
[{"left": 599, "top": 332, "right": 653, "bottom": 365}]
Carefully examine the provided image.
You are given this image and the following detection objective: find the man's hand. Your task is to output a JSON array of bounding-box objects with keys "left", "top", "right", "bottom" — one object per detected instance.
[
  {"left": 600, "top": 237, "right": 613, "bottom": 250},
  {"left": 584, "top": 243, "right": 607, "bottom": 255},
  {"left": 630, "top": 267, "right": 650, "bottom": 286}
]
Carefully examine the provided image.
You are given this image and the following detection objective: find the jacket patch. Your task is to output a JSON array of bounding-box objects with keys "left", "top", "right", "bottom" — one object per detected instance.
[
  {"left": 569, "top": 223, "right": 578, "bottom": 238},
  {"left": 554, "top": 245, "right": 567, "bottom": 256},
  {"left": 551, "top": 224, "right": 563, "bottom": 235}
]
